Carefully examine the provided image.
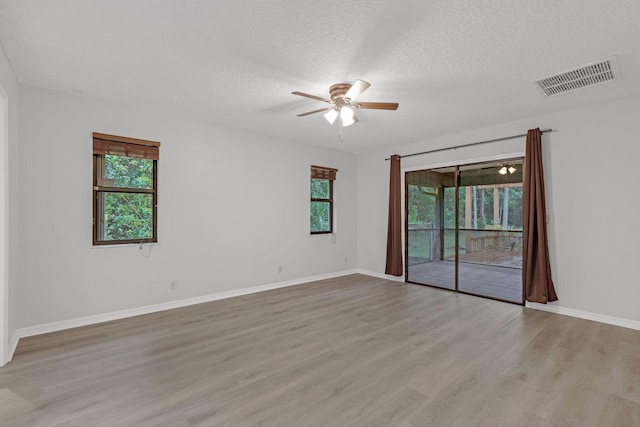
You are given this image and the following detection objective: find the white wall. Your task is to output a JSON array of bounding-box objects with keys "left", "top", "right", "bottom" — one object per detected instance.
[
  {"left": 17, "top": 85, "right": 357, "bottom": 328},
  {"left": 13, "top": 82, "right": 640, "bottom": 341},
  {"left": 358, "top": 94, "right": 640, "bottom": 324},
  {"left": 0, "top": 44, "right": 18, "bottom": 365}
]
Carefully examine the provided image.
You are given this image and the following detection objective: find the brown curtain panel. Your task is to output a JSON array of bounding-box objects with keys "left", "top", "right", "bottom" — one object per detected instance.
[
  {"left": 385, "top": 154, "right": 403, "bottom": 276},
  {"left": 522, "top": 128, "right": 558, "bottom": 303}
]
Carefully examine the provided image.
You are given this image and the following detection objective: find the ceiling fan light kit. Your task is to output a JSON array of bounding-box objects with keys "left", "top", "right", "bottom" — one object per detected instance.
[
  {"left": 292, "top": 80, "right": 399, "bottom": 130},
  {"left": 324, "top": 108, "right": 338, "bottom": 124},
  {"left": 340, "top": 106, "right": 355, "bottom": 127}
]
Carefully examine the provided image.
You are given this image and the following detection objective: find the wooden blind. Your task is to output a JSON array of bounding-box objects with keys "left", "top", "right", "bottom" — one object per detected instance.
[
  {"left": 93, "top": 133, "right": 160, "bottom": 160},
  {"left": 311, "top": 165, "right": 338, "bottom": 180}
]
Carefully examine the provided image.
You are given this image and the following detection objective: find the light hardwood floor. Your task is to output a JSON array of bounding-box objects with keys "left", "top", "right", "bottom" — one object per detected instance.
[{"left": 1, "top": 274, "right": 639, "bottom": 426}]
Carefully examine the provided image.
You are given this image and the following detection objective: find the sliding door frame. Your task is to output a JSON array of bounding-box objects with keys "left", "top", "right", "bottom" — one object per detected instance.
[{"left": 403, "top": 153, "right": 525, "bottom": 306}]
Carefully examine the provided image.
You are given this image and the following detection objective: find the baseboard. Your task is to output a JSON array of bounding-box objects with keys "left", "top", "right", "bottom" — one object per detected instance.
[
  {"left": 355, "top": 269, "right": 405, "bottom": 282},
  {"left": 9, "top": 269, "right": 360, "bottom": 360},
  {"left": 20, "top": 270, "right": 636, "bottom": 361},
  {"left": 8, "top": 330, "right": 19, "bottom": 362},
  {"left": 356, "top": 271, "right": 640, "bottom": 331},
  {"left": 354, "top": 271, "right": 640, "bottom": 332},
  {"left": 526, "top": 302, "right": 640, "bottom": 331}
]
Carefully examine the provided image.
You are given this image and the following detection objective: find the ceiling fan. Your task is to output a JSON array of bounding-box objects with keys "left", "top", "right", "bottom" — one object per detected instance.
[{"left": 292, "top": 80, "right": 399, "bottom": 127}]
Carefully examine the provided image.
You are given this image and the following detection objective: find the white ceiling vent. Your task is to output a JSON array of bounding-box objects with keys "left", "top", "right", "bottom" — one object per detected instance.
[{"left": 533, "top": 56, "right": 620, "bottom": 97}]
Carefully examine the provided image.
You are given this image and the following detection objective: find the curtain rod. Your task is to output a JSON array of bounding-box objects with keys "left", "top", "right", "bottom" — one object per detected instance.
[{"left": 384, "top": 128, "right": 553, "bottom": 161}]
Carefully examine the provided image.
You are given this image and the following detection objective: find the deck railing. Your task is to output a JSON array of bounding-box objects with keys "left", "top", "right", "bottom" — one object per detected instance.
[{"left": 408, "top": 225, "right": 523, "bottom": 267}]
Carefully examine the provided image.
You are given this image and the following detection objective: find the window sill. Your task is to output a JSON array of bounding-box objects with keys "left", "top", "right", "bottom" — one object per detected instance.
[{"left": 90, "top": 242, "right": 159, "bottom": 249}]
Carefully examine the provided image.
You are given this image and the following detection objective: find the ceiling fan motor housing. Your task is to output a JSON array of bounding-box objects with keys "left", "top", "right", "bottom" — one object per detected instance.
[{"left": 329, "top": 83, "right": 353, "bottom": 107}]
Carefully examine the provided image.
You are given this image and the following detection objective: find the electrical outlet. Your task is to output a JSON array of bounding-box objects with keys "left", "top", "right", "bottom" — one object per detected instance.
[
  {"left": 169, "top": 280, "right": 177, "bottom": 290},
  {"left": 344, "top": 256, "right": 348, "bottom": 264},
  {"left": 277, "top": 265, "right": 283, "bottom": 274}
]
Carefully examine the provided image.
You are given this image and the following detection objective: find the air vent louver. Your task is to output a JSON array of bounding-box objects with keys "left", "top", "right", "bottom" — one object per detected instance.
[{"left": 533, "top": 56, "right": 619, "bottom": 97}]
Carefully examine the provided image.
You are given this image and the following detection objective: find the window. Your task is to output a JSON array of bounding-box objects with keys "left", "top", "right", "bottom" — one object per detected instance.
[
  {"left": 93, "top": 133, "right": 159, "bottom": 245},
  {"left": 310, "top": 165, "right": 337, "bottom": 234}
]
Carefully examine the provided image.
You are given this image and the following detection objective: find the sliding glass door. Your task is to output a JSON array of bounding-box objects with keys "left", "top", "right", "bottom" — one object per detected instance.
[
  {"left": 456, "top": 161, "right": 524, "bottom": 303},
  {"left": 406, "top": 159, "right": 524, "bottom": 304},
  {"left": 406, "top": 167, "right": 456, "bottom": 290}
]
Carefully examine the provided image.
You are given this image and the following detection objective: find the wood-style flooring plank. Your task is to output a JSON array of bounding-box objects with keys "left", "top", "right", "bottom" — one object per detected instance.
[{"left": 1, "top": 274, "right": 640, "bottom": 426}]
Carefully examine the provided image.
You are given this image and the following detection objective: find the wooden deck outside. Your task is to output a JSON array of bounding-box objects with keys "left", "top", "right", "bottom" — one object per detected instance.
[
  {"left": 452, "top": 247, "right": 522, "bottom": 269},
  {"left": 408, "top": 247, "right": 523, "bottom": 303}
]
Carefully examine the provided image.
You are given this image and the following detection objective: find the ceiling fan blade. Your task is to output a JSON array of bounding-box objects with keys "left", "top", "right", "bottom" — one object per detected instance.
[
  {"left": 344, "top": 80, "right": 371, "bottom": 101},
  {"left": 296, "top": 107, "right": 332, "bottom": 117},
  {"left": 354, "top": 102, "right": 399, "bottom": 110},
  {"left": 291, "top": 91, "right": 331, "bottom": 103}
]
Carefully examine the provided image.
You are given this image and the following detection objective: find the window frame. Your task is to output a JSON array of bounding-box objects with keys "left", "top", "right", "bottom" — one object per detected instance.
[
  {"left": 310, "top": 165, "right": 337, "bottom": 235},
  {"left": 310, "top": 178, "right": 333, "bottom": 235},
  {"left": 92, "top": 133, "right": 159, "bottom": 246}
]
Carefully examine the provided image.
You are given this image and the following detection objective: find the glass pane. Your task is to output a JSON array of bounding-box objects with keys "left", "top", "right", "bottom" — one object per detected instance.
[
  {"left": 311, "top": 179, "right": 330, "bottom": 199},
  {"left": 311, "top": 201, "right": 330, "bottom": 232},
  {"left": 457, "top": 161, "right": 523, "bottom": 303},
  {"left": 101, "top": 192, "right": 153, "bottom": 241},
  {"left": 407, "top": 183, "right": 437, "bottom": 266},
  {"left": 443, "top": 187, "right": 458, "bottom": 229},
  {"left": 405, "top": 171, "right": 455, "bottom": 290},
  {"left": 458, "top": 229, "right": 523, "bottom": 303},
  {"left": 101, "top": 155, "right": 153, "bottom": 189}
]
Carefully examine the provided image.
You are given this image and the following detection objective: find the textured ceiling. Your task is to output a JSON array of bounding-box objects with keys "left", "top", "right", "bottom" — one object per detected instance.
[{"left": 1, "top": 0, "right": 640, "bottom": 152}]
